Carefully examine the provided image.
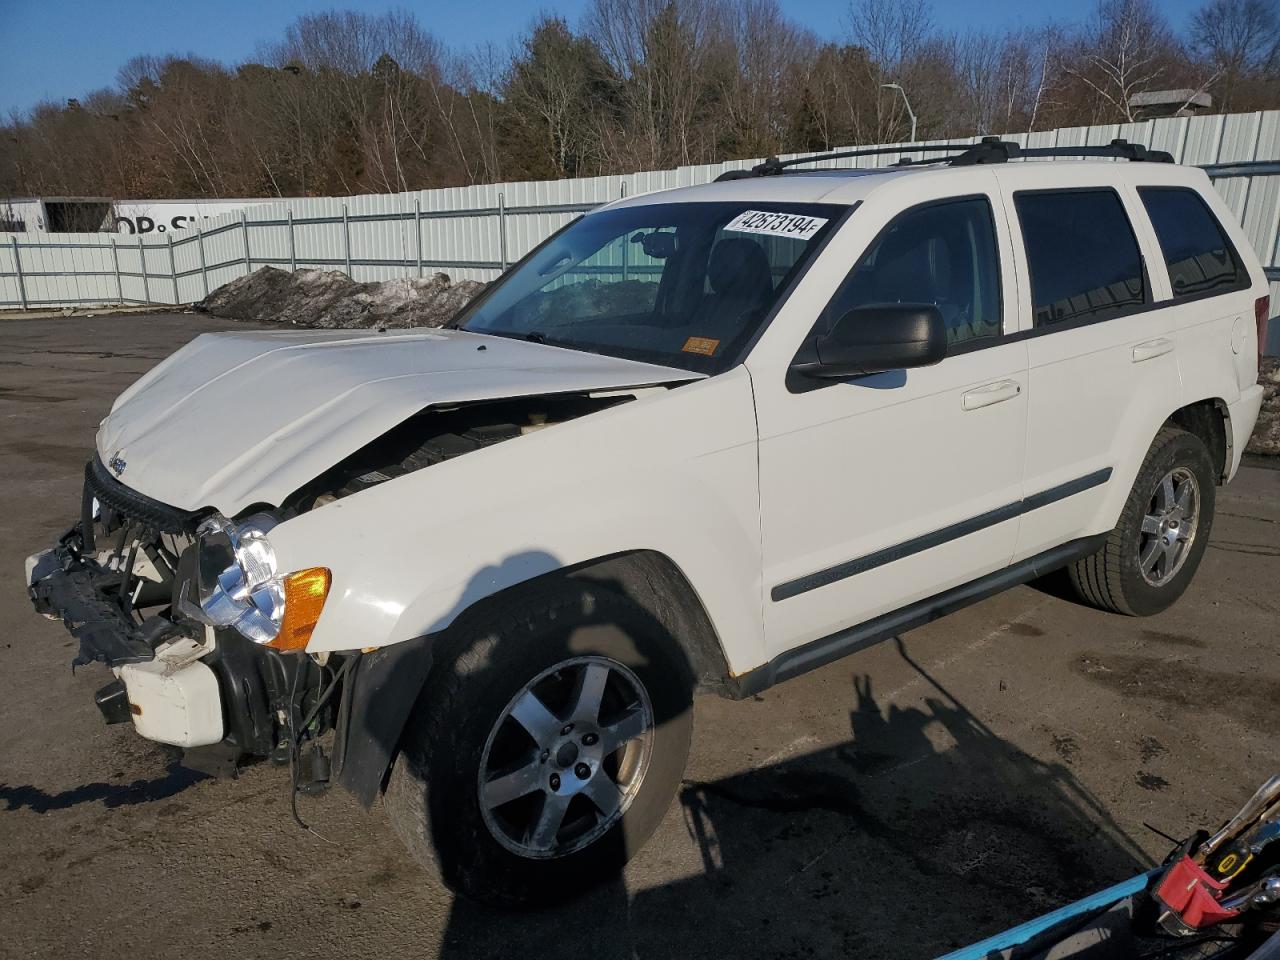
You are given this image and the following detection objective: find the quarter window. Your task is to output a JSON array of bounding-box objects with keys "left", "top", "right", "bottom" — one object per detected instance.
[
  {"left": 822, "top": 197, "right": 1002, "bottom": 346},
  {"left": 1015, "top": 190, "right": 1146, "bottom": 327},
  {"left": 1138, "top": 187, "right": 1245, "bottom": 298}
]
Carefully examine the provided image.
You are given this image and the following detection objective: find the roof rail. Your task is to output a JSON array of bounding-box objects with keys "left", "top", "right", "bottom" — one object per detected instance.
[
  {"left": 714, "top": 142, "right": 980, "bottom": 180},
  {"left": 715, "top": 135, "right": 1174, "bottom": 180},
  {"left": 982, "top": 136, "right": 1176, "bottom": 165}
]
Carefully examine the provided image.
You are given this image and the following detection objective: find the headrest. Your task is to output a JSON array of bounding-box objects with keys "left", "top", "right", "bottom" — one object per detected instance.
[{"left": 708, "top": 238, "right": 773, "bottom": 299}]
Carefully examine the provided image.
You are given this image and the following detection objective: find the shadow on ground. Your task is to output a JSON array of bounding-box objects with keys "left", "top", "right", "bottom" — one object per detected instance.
[
  {"left": 0, "top": 759, "right": 208, "bottom": 813},
  {"left": 437, "top": 637, "right": 1147, "bottom": 959}
]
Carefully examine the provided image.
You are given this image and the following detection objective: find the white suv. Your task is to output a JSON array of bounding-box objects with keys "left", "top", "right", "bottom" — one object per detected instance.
[{"left": 26, "top": 138, "right": 1269, "bottom": 906}]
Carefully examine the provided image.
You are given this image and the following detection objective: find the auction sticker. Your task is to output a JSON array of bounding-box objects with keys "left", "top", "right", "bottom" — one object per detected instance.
[{"left": 724, "top": 210, "right": 829, "bottom": 241}]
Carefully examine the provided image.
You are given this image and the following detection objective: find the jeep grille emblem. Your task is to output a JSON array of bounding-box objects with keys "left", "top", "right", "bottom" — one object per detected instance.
[{"left": 108, "top": 453, "right": 127, "bottom": 476}]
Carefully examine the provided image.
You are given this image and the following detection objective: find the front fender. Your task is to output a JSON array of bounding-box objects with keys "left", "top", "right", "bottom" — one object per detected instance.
[{"left": 269, "top": 369, "right": 766, "bottom": 677}]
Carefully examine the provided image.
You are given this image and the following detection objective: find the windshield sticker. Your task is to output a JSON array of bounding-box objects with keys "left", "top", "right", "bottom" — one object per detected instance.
[
  {"left": 682, "top": 336, "right": 721, "bottom": 356},
  {"left": 724, "top": 210, "right": 829, "bottom": 241}
]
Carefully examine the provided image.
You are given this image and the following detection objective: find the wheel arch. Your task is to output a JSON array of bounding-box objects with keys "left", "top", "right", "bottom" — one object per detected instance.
[
  {"left": 1167, "top": 397, "right": 1231, "bottom": 483},
  {"left": 332, "top": 549, "right": 734, "bottom": 808},
  {"left": 565, "top": 550, "right": 734, "bottom": 696}
]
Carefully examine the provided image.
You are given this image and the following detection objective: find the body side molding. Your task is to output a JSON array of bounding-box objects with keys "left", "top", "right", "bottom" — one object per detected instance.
[
  {"left": 771, "top": 468, "right": 1112, "bottom": 602},
  {"left": 737, "top": 534, "right": 1108, "bottom": 698}
]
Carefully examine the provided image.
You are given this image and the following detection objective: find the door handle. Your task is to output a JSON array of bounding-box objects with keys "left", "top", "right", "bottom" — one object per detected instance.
[
  {"left": 1132, "top": 338, "right": 1174, "bottom": 362},
  {"left": 962, "top": 379, "right": 1021, "bottom": 411}
]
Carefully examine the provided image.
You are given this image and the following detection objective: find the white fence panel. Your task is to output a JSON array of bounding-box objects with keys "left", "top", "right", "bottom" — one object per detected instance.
[{"left": 1, "top": 110, "right": 1279, "bottom": 323}]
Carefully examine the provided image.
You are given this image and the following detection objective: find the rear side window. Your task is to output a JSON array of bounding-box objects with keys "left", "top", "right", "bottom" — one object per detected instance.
[
  {"left": 1015, "top": 190, "right": 1147, "bottom": 327},
  {"left": 1138, "top": 187, "right": 1245, "bottom": 298}
]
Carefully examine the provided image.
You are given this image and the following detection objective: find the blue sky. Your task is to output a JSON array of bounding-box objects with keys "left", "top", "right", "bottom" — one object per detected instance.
[{"left": 0, "top": 0, "right": 1206, "bottom": 117}]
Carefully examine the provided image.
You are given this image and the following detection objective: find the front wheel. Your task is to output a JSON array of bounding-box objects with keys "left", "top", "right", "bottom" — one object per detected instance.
[
  {"left": 1068, "top": 426, "right": 1216, "bottom": 616},
  {"left": 384, "top": 582, "right": 693, "bottom": 907}
]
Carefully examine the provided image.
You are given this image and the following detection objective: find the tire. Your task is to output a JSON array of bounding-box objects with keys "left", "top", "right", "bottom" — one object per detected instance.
[
  {"left": 1068, "top": 426, "right": 1216, "bottom": 617},
  {"left": 383, "top": 580, "right": 694, "bottom": 908}
]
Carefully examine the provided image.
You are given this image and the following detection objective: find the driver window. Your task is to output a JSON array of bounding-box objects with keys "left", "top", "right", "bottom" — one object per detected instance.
[{"left": 822, "top": 197, "right": 1002, "bottom": 346}]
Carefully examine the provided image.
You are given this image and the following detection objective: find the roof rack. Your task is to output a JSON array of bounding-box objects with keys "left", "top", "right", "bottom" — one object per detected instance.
[{"left": 714, "top": 135, "right": 1174, "bottom": 181}]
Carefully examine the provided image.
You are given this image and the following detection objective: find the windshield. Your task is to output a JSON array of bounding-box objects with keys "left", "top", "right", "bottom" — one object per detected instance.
[{"left": 457, "top": 201, "right": 844, "bottom": 373}]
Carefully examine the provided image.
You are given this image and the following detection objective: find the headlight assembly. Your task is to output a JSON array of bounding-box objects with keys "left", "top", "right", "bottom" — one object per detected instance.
[{"left": 195, "top": 514, "right": 329, "bottom": 650}]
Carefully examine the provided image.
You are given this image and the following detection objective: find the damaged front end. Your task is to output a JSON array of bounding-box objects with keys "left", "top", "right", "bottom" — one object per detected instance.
[
  {"left": 26, "top": 384, "right": 667, "bottom": 802},
  {"left": 29, "top": 455, "right": 202, "bottom": 669},
  {"left": 27, "top": 455, "right": 342, "bottom": 781}
]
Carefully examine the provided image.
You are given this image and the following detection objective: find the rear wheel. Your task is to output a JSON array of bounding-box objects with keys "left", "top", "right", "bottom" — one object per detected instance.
[
  {"left": 1068, "top": 427, "right": 1216, "bottom": 616},
  {"left": 383, "top": 581, "right": 693, "bottom": 907}
]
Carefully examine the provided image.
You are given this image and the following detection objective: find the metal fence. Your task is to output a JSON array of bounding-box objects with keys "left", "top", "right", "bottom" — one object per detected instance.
[{"left": 4, "top": 110, "right": 1280, "bottom": 347}]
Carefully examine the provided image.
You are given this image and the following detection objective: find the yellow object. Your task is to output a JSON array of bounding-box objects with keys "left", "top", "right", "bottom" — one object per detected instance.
[
  {"left": 682, "top": 336, "right": 720, "bottom": 356},
  {"left": 269, "top": 567, "right": 331, "bottom": 651}
]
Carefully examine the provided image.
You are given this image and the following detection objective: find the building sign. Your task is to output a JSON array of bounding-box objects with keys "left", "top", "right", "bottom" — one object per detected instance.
[{"left": 111, "top": 199, "right": 281, "bottom": 234}]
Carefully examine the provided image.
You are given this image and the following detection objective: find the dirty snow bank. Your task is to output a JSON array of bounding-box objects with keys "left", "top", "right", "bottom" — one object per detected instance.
[
  {"left": 196, "top": 266, "right": 486, "bottom": 329},
  {"left": 1247, "top": 357, "right": 1279, "bottom": 456}
]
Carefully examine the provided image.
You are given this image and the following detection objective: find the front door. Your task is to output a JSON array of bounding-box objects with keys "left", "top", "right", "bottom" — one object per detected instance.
[{"left": 751, "top": 179, "right": 1029, "bottom": 659}]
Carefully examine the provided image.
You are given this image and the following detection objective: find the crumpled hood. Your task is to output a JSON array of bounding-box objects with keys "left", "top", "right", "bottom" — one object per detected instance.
[{"left": 96, "top": 327, "right": 700, "bottom": 514}]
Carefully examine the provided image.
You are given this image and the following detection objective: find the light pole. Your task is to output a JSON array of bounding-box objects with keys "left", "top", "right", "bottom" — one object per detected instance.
[{"left": 881, "top": 82, "right": 917, "bottom": 144}]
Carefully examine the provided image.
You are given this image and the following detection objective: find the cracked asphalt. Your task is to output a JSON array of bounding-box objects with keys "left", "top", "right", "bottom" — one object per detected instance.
[{"left": 1, "top": 313, "right": 1277, "bottom": 959}]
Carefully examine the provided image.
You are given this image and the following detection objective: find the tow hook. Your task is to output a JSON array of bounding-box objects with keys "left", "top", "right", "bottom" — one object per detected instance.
[{"left": 94, "top": 680, "right": 132, "bottom": 725}]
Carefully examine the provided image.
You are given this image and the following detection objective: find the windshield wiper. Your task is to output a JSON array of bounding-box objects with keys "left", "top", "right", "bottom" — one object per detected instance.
[{"left": 491, "top": 329, "right": 556, "bottom": 344}]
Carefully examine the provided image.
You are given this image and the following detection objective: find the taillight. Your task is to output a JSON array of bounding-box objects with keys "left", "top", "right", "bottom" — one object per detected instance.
[{"left": 1256, "top": 295, "right": 1270, "bottom": 372}]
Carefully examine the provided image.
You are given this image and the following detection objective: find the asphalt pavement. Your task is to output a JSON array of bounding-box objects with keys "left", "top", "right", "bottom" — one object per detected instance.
[{"left": 1, "top": 313, "right": 1277, "bottom": 959}]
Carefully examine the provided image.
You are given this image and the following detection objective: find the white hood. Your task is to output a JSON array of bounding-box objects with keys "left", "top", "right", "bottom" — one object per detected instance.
[{"left": 96, "top": 327, "right": 700, "bottom": 514}]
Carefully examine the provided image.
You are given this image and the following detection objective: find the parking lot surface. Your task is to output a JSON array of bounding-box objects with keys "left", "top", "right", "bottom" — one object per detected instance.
[{"left": 1, "top": 313, "right": 1277, "bottom": 959}]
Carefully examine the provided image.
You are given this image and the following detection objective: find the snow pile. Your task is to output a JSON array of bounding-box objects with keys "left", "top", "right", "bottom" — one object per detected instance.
[
  {"left": 197, "top": 267, "right": 486, "bottom": 329},
  {"left": 1247, "top": 357, "right": 1280, "bottom": 456}
]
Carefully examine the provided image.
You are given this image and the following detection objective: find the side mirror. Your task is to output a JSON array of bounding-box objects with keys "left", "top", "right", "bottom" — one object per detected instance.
[{"left": 792, "top": 304, "right": 947, "bottom": 379}]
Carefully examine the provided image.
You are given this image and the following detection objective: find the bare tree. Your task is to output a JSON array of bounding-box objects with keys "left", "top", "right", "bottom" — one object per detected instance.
[
  {"left": 1062, "top": 0, "right": 1179, "bottom": 122},
  {"left": 586, "top": 0, "right": 734, "bottom": 168},
  {"left": 1192, "top": 0, "right": 1280, "bottom": 108},
  {"left": 5, "top": 1, "right": 1280, "bottom": 203},
  {"left": 720, "top": 0, "right": 816, "bottom": 156},
  {"left": 849, "top": 0, "right": 935, "bottom": 141}
]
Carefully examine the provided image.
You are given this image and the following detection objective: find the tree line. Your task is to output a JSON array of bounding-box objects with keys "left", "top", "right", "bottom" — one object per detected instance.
[{"left": 3, "top": 0, "right": 1279, "bottom": 201}]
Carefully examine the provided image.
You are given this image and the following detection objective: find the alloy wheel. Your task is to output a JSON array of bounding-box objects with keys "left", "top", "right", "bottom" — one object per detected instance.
[
  {"left": 478, "top": 655, "right": 654, "bottom": 859},
  {"left": 1138, "top": 466, "right": 1200, "bottom": 587}
]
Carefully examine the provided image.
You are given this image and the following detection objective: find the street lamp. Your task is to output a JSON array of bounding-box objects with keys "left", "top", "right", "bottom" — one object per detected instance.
[{"left": 881, "top": 82, "right": 917, "bottom": 144}]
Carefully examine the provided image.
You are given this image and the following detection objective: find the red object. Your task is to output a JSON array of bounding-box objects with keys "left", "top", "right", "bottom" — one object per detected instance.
[
  {"left": 1256, "top": 294, "right": 1271, "bottom": 372},
  {"left": 1154, "top": 855, "right": 1240, "bottom": 928}
]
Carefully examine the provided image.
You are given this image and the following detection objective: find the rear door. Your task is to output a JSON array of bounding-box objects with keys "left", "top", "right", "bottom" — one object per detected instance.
[
  {"left": 1136, "top": 184, "right": 1257, "bottom": 420},
  {"left": 998, "top": 172, "right": 1182, "bottom": 563}
]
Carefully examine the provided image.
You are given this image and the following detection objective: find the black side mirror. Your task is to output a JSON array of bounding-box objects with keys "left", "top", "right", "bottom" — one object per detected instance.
[{"left": 792, "top": 304, "right": 947, "bottom": 380}]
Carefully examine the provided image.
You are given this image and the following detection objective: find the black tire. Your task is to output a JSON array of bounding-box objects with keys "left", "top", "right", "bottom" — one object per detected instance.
[
  {"left": 383, "top": 580, "right": 694, "bottom": 908},
  {"left": 1068, "top": 426, "right": 1216, "bottom": 617}
]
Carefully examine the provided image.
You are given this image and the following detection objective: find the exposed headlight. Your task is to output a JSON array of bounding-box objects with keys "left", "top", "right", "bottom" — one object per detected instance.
[
  {"left": 197, "top": 514, "right": 287, "bottom": 644},
  {"left": 195, "top": 514, "right": 332, "bottom": 651}
]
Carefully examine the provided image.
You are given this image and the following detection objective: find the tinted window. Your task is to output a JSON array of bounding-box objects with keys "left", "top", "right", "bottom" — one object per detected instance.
[
  {"left": 823, "top": 198, "right": 1002, "bottom": 345},
  {"left": 1139, "top": 187, "right": 1244, "bottom": 298},
  {"left": 1015, "top": 190, "right": 1146, "bottom": 327}
]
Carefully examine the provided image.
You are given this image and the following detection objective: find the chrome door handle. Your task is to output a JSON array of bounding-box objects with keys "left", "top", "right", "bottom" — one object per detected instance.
[
  {"left": 962, "top": 379, "right": 1021, "bottom": 411},
  {"left": 1132, "top": 338, "right": 1174, "bottom": 362}
]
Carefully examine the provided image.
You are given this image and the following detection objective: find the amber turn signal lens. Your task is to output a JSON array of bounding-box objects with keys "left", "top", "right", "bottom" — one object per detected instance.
[{"left": 268, "top": 567, "right": 331, "bottom": 652}]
